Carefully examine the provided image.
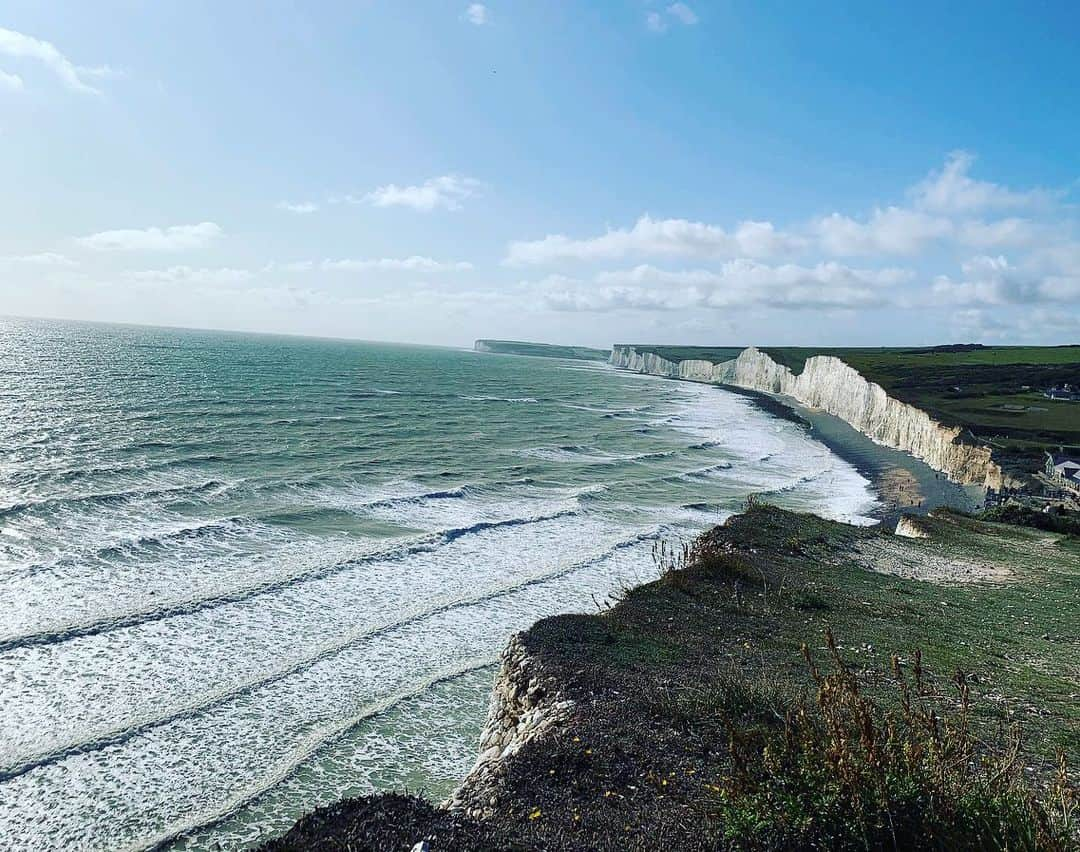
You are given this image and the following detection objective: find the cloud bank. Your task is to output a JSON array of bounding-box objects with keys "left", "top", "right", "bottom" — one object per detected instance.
[{"left": 77, "top": 223, "right": 223, "bottom": 252}]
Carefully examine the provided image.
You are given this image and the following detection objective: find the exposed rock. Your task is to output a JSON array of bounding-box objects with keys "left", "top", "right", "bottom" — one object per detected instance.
[
  {"left": 611, "top": 345, "right": 1010, "bottom": 491},
  {"left": 445, "top": 634, "right": 573, "bottom": 820},
  {"left": 895, "top": 515, "right": 931, "bottom": 538}
]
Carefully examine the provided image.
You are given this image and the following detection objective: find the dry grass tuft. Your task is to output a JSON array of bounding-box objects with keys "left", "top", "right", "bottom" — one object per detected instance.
[{"left": 716, "top": 628, "right": 1077, "bottom": 851}]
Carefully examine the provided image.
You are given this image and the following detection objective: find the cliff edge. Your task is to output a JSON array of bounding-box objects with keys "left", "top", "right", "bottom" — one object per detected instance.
[
  {"left": 261, "top": 506, "right": 1078, "bottom": 851},
  {"left": 610, "top": 345, "right": 1009, "bottom": 490}
]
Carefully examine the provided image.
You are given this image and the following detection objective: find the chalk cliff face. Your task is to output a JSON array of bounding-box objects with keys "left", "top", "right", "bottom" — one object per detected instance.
[
  {"left": 611, "top": 345, "right": 1006, "bottom": 491},
  {"left": 447, "top": 635, "right": 573, "bottom": 819}
]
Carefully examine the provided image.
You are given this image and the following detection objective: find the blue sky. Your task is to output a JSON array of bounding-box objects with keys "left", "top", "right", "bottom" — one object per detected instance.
[{"left": 2, "top": 1, "right": 1078, "bottom": 347}]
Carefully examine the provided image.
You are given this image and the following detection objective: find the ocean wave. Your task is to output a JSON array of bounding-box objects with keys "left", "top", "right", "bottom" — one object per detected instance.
[
  {"left": 752, "top": 468, "right": 826, "bottom": 497},
  {"left": 681, "top": 501, "right": 726, "bottom": 512},
  {"left": 93, "top": 516, "right": 252, "bottom": 559},
  {"left": 566, "top": 483, "right": 608, "bottom": 500},
  {"left": 118, "top": 656, "right": 499, "bottom": 852},
  {"left": 560, "top": 403, "right": 644, "bottom": 415},
  {"left": 344, "top": 388, "right": 402, "bottom": 399},
  {"left": 0, "top": 479, "right": 233, "bottom": 521},
  {"left": 440, "top": 507, "right": 578, "bottom": 543},
  {"left": 624, "top": 449, "right": 678, "bottom": 462},
  {"left": 0, "top": 507, "right": 586, "bottom": 654},
  {"left": 0, "top": 525, "right": 656, "bottom": 784},
  {"left": 675, "top": 461, "right": 736, "bottom": 480},
  {"left": 359, "top": 484, "right": 476, "bottom": 510},
  {"left": 459, "top": 395, "right": 539, "bottom": 404},
  {"left": 513, "top": 445, "right": 635, "bottom": 465}
]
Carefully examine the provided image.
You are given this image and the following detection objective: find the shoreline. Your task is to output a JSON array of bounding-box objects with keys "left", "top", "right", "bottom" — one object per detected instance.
[
  {"left": 252, "top": 363, "right": 987, "bottom": 851},
  {"left": 261, "top": 505, "right": 1077, "bottom": 851},
  {"left": 723, "top": 383, "right": 984, "bottom": 524}
]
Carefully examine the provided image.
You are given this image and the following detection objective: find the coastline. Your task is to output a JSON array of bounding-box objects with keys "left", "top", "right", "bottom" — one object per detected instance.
[
  {"left": 260, "top": 505, "right": 1078, "bottom": 851},
  {"left": 253, "top": 366, "right": 997, "bottom": 851},
  {"left": 609, "top": 345, "right": 1009, "bottom": 492},
  {"left": 722, "top": 384, "right": 984, "bottom": 524}
]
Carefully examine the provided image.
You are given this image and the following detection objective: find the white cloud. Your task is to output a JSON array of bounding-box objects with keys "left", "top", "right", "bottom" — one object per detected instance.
[
  {"left": 733, "top": 220, "right": 807, "bottom": 257},
  {"left": 77, "top": 222, "right": 222, "bottom": 252},
  {"left": 1025, "top": 307, "right": 1080, "bottom": 334},
  {"left": 129, "top": 266, "right": 253, "bottom": 285},
  {"left": 813, "top": 207, "right": 954, "bottom": 256},
  {"left": 948, "top": 308, "right": 1010, "bottom": 340},
  {"left": 955, "top": 218, "right": 1046, "bottom": 250},
  {"left": 534, "top": 260, "right": 907, "bottom": 312},
  {"left": 648, "top": 3, "right": 698, "bottom": 31},
  {"left": 362, "top": 175, "right": 481, "bottom": 212},
  {"left": 910, "top": 150, "right": 1053, "bottom": 213},
  {"left": 0, "top": 68, "right": 23, "bottom": 91},
  {"left": 503, "top": 152, "right": 1080, "bottom": 326},
  {"left": 76, "top": 64, "right": 123, "bottom": 80},
  {"left": 0, "top": 251, "right": 76, "bottom": 266},
  {"left": 667, "top": 3, "right": 699, "bottom": 25},
  {"left": 931, "top": 255, "right": 1080, "bottom": 306},
  {"left": 465, "top": 4, "right": 489, "bottom": 25},
  {"left": 0, "top": 27, "right": 103, "bottom": 95},
  {"left": 317, "top": 256, "right": 474, "bottom": 272},
  {"left": 506, "top": 215, "right": 804, "bottom": 265},
  {"left": 509, "top": 154, "right": 1070, "bottom": 266},
  {"left": 276, "top": 201, "right": 319, "bottom": 214}
]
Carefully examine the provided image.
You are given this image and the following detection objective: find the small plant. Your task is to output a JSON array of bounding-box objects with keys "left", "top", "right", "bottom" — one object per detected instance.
[
  {"left": 714, "top": 629, "right": 1077, "bottom": 850},
  {"left": 652, "top": 538, "right": 693, "bottom": 576}
]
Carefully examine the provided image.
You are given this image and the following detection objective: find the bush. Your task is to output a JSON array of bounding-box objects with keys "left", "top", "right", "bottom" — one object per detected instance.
[{"left": 980, "top": 505, "right": 1080, "bottom": 537}]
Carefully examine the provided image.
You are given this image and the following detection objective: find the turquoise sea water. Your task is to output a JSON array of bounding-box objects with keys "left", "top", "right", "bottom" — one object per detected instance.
[{"left": 0, "top": 318, "right": 879, "bottom": 850}]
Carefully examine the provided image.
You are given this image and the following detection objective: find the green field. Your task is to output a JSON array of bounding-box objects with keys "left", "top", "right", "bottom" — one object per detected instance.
[
  {"left": 475, "top": 339, "right": 611, "bottom": 361},
  {"left": 628, "top": 344, "right": 1080, "bottom": 473}
]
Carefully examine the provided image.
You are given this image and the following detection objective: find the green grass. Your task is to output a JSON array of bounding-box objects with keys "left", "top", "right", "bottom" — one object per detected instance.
[
  {"left": 513, "top": 506, "right": 1080, "bottom": 848},
  {"left": 761, "top": 345, "right": 1080, "bottom": 374}
]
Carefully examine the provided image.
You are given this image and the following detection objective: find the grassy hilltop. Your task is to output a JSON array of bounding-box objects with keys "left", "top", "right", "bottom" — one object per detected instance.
[
  {"left": 263, "top": 506, "right": 1079, "bottom": 851},
  {"left": 625, "top": 344, "right": 1080, "bottom": 478}
]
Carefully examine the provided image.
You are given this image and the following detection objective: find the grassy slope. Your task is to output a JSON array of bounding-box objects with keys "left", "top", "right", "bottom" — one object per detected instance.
[
  {"left": 476, "top": 340, "right": 611, "bottom": 361},
  {"left": 263, "top": 506, "right": 1079, "bottom": 851}
]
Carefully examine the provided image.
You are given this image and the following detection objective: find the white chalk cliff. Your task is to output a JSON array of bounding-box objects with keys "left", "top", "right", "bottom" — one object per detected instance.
[
  {"left": 611, "top": 345, "right": 1007, "bottom": 491},
  {"left": 446, "top": 635, "right": 573, "bottom": 819}
]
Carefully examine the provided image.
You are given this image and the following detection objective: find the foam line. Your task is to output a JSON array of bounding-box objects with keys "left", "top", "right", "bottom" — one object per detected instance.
[
  {"left": 124, "top": 656, "right": 499, "bottom": 852},
  {"left": 0, "top": 509, "right": 578, "bottom": 653},
  {"left": 0, "top": 527, "right": 656, "bottom": 781}
]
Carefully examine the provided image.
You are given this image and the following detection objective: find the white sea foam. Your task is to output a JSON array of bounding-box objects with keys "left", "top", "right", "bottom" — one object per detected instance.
[{"left": 0, "top": 326, "right": 881, "bottom": 851}]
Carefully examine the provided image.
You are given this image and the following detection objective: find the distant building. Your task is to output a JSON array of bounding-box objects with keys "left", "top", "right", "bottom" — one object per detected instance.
[
  {"left": 1046, "top": 452, "right": 1080, "bottom": 492},
  {"left": 1043, "top": 383, "right": 1080, "bottom": 401}
]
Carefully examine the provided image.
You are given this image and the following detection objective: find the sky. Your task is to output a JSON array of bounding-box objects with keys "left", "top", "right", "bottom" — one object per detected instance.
[{"left": 1, "top": 1, "right": 1079, "bottom": 348}]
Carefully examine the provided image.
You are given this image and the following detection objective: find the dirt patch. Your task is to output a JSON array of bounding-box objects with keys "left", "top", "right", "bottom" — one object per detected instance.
[{"left": 852, "top": 536, "right": 1013, "bottom": 584}]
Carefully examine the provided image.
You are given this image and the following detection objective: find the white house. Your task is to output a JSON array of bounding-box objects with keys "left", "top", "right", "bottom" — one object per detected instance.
[{"left": 1046, "top": 452, "right": 1080, "bottom": 491}]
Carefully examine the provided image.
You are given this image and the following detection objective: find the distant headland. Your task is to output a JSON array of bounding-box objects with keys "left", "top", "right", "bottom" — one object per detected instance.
[{"left": 473, "top": 339, "right": 611, "bottom": 361}]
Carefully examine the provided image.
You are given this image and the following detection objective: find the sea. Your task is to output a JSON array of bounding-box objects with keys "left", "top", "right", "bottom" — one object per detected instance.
[{"left": 0, "top": 317, "right": 881, "bottom": 850}]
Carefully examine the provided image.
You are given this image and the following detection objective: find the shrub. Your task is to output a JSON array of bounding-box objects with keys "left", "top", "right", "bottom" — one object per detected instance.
[{"left": 980, "top": 504, "right": 1080, "bottom": 537}]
